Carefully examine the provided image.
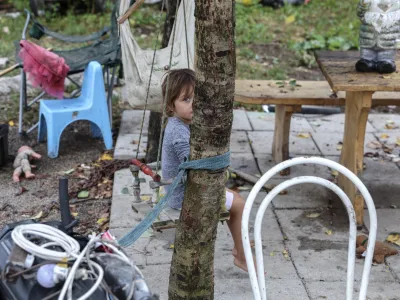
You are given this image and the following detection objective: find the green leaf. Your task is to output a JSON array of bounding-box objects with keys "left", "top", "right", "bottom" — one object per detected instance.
[{"left": 78, "top": 190, "right": 89, "bottom": 199}]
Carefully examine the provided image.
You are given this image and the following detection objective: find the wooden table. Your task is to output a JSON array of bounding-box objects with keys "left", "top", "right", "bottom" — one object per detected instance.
[{"left": 316, "top": 50, "right": 400, "bottom": 226}]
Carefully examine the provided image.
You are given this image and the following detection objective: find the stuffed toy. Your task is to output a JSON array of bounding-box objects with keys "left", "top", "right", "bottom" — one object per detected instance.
[
  {"left": 356, "top": 0, "right": 400, "bottom": 73},
  {"left": 356, "top": 234, "right": 398, "bottom": 264},
  {"left": 13, "top": 146, "right": 41, "bottom": 182}
]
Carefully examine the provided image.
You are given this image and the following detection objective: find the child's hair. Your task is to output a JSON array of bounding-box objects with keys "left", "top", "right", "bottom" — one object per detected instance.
[{"left": 162, "top": 68, "right": 195, "bottom": 117}]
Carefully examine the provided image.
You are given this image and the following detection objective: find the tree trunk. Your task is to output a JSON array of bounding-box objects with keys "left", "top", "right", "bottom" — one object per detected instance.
[
  {"left": 145, "top": 0, "right": 181, "bottom": 163},
  {"left": 168, "top": 1, "right": 236, "bottom": 299}
]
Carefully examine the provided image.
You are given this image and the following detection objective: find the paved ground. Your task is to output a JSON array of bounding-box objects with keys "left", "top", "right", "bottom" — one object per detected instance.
[{"left": 110, "top": 110, "right": 400, "bottom": 299}]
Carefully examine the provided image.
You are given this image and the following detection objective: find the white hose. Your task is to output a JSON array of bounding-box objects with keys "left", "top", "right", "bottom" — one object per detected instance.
[{"left": 11, "top": 224, "right": 80, "bottom": 261}]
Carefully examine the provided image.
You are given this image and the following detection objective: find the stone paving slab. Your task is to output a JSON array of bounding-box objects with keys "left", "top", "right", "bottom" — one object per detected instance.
[
  {"left": 119, "top": 110, "right": 150, "bottom": 134},
  {"left": 239, "top": 191, "right": 284, "bottom": 241},
  {"left": 309, "top": 114, "right": 375, "bottom": 133},
  {"left": 363, "top": 180, "right": 400, "bottom": 209},
  {"left": 230, "top": 131, "right": 252, "bottom": 153},
  {"left": 256, "top": 154, "right": 333, "bottom": 179},
  {"left": 368, "top": 114, "right": 400, "bottom": 132},
  {"left": 275, "top": 209, "right": 351, "bottom": 242},
  {"left": 114, "top": 133, "right": 147, "bottom": 159},
  {"left": 364, "top": 209, "right": 400, "bottom": 242},
  {"left": 287, "top": 240, "right": 396, "bottom": 282},
  {"left": 232, "top": 109, "right": 252, "bottom": 131},
  {"left": 248, "top": 131, "right": 321, "bottom": 156},
  {"left": 246, "top": 111, "right": 314, "bottom": 132},
  {"left": 230, "top": 152, "right": 260, "bottom": 175},
  {"left": 306, "top": 281, "right": 400, "bottom": 300},
  {"left": 387, "top": 255, "right": 400, "bottom": 280},
  {"left": 215, "top": 279, "right": 309, "bottom": 300},
  {"left": 267, "top": 179, "right": 331, "bottom": 209},
  {"left": 312, "top": 132, "right": 377, "bottom": 156}
]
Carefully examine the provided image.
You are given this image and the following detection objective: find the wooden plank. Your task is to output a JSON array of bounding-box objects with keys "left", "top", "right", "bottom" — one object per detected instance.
[
  {"left": 337, "top": 91, "right": 372, "bottom": 227},
  {"left": 234, "top": 80, "right": 400, "bottom": 106},
  {"left": 315, "top": 50, "right": 400, "bottom": 92},
  {"left": 272, "top": 105, "right": 301, "bottom": 175}
]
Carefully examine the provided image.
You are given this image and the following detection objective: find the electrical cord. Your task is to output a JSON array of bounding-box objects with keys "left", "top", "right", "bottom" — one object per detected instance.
[
  {"left": 10, "top": 224, "right": 139, "bottom": 300},
  {"left": 11, "top": 224, "right": 80, "bottom": 261}
]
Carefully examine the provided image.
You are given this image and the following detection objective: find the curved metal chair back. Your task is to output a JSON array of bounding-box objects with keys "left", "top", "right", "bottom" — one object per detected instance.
[{"left": 242, "top": 157, "right": 377, "bottom": 300}]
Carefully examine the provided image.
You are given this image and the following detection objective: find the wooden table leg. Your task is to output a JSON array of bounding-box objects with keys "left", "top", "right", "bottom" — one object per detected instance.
[
  {"left": 272, "top": 105, "right": 301, "bottom": 175},
  {"left": 338, "top": 91, "right": 372, "bottom": 227}
]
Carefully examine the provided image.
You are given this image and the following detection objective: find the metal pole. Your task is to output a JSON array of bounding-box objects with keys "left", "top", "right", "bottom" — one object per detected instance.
[{"left": 59, "top": 177, "right": 73, "bottom": 232}]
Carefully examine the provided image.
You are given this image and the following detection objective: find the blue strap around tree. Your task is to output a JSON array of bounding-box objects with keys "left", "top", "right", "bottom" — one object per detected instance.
[{"left": 118, "top": 151, "right": 231, "bottom": 247}]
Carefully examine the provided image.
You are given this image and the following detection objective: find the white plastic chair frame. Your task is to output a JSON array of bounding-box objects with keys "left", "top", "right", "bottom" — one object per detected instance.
[{"left": 242, "top": 157, "right": 377, "bottom": 300}]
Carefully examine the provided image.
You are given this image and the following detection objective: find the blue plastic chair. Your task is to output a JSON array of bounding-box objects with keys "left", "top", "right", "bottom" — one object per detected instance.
[{"left": 38, "top": 61, "right": 113, "bottom": 158}]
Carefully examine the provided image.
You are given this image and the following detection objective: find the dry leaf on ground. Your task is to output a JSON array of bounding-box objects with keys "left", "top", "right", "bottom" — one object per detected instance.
[{"left": 386, "top": 233, "right": 400, "bottom": 246}]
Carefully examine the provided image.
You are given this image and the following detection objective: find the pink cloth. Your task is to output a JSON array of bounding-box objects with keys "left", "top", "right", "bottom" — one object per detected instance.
[{"left": 19, "top": 40, "right": 70, "bottom": 99}]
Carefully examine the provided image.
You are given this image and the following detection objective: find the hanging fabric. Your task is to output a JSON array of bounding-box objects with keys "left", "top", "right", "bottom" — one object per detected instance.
[{"left": 118, "top": 0, "right": 195, "bottom": 109}]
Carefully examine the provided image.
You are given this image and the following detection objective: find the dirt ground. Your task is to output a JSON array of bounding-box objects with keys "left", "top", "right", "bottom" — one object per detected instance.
[{"left": 0, "top": 121, "right": 114, "bottom": 235}]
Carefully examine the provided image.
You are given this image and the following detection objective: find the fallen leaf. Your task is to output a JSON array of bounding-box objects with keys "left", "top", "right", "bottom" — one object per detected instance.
[
  {"left": 307, "top": 213, "right": 321, "bottom": 218},
  {"left": 386, "top": 233, "right": 400, "bottom": 246},
  {"left": 396, "top": 137, "right": 400, "bottom": 146},
  {"left": 169, "top": 244, "right": 174, "bottom": 249},
  {"left": 282, "top": 249, "right": 290, "bottom": 260},
  {"left": 380, "top": 134, "right": 389, "bottom": 139},
  {"left": 285, "top": 14, "right": 296, "bottom": 25},
  {"left": 325, "top": 229, "right": 333, "bottom": 235},
  {"left": 3, "top": 26, "right": 9, "bottom": 34},
  {"left": 71, "top": 212, "right": 78, "bottom": 217},
  {"left": 382, "top": 75, "right": 392, "bottom": 79},
  {"left": 331, "top": 170, "right": 339, "bottom": 177},
  {"left": 131, "top": 140, "right": 139, "bottom": 144},
  {"left": 141, "top": 195, "right": 151, "bottom": 201},
  {"left": 270, "top": 252, "right": 275, "bottom": 256},
  {"left": 31, "top": 211, "right": 43, "bottom": 220},
  {"left": 297, "top": 132, "right": 311, "bottom": 139},
  {"left": 279, "top": 190, "right": 288, "bottom": 195},
  {"left": 77, "top": 190, "right": 89, "bottom": 199},
  {"left": 336, "top": 143, "right": 343, "bottom": 150},
  {"left": 97, "top": 217, "right": 108, "bottom": 225},
  {"left": 8, "top": 120, "right": 14, "bottom": 127},
  {"left": 64, "top": 168, "right": 75, "bottom": 175},
  {"left": 100, "top": 153, "right": 113, "bottom": 161}
]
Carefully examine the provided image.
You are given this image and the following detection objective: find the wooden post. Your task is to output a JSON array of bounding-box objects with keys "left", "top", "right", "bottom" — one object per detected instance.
[
  {"left": 338, "top": 91, "right": 373, "bottom": 227},
  {"left": 272, "top": 105, "right": 301, "bottom": 175}
]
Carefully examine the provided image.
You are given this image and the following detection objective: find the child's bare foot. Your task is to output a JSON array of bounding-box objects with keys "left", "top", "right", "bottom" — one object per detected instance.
[
  {"left": 232, "top": 240, "right": 255, "bottom": 257},
  {"left": 234, "top": 257, "right": 250, "bottom": 272}
]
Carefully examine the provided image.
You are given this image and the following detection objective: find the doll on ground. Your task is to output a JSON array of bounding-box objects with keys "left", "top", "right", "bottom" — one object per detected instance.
[{"left": 13, "top": 146, "right": 41, "bottom": 182}]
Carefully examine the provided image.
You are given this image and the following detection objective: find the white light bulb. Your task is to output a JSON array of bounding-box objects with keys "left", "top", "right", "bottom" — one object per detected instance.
[{"left": 37, "top": 264, "right": 56, "bottom": 288}]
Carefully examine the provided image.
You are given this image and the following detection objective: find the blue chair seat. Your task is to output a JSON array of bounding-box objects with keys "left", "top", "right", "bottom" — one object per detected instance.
[{"left": 38, "top": 61, "right": 113, "bottom": 158}]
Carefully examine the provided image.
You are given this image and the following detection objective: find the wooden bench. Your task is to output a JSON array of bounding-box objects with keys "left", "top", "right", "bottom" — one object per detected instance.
[{"left": 234, "top": 80, "right": 400, "bottom": 166}]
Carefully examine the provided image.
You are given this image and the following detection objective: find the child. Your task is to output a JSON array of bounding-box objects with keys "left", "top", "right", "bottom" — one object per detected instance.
[{"left": 161, "top": 69, "right": 251, "bottom": 272}]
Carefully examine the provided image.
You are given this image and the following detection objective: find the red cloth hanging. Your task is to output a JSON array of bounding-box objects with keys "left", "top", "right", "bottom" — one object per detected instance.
[{"left": 19, "top": 40, "right": 70, "bottom": 99}]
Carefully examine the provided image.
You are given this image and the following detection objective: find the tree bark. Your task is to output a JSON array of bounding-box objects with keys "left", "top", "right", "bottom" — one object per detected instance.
[
  {"left": 168, "top": 1, "right": 236, "bottom": 299},
  {"left": 145, "top": 0, "right": 181, "bottom": 163}
]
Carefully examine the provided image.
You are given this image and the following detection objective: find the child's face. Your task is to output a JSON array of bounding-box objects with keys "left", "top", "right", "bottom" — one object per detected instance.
[{"left": 173, "top": 86, "right": 194, "bottom": 123}]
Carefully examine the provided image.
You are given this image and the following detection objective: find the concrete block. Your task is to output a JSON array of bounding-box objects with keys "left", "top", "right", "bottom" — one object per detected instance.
[
  {"left": 119, "top": 110, "right": 150, "bottom": 134},
  {"left": 114, "top": 133, "right": 147, "bottom": 160}
]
